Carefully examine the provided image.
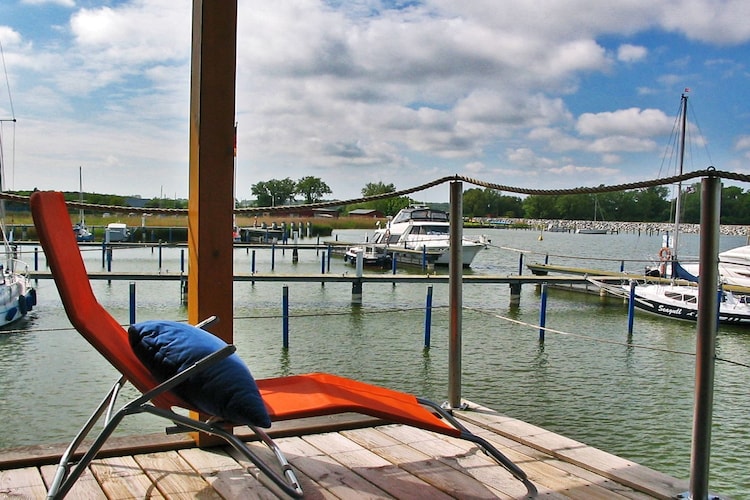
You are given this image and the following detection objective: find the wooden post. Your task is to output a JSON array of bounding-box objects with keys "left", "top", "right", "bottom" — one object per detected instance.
[{"left": 188, "top": 0, "right": 237, "bottom": 445}]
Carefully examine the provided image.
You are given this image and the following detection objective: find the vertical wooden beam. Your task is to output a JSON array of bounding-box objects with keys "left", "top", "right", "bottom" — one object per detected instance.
[
  {"left": 188, "top": 0, "right": 237, "bottom": 344},
  {"left": 188, "top": 0, "right": 237, "bottom": 446}
]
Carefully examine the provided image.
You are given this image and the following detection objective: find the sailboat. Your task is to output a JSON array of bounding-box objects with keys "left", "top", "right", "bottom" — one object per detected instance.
[
  {"left": 0, "top": 43, "right": 36, "bottom": 327},
  {"left": 576, "top": 196, "right": 608, "bottom": 234},
  {"left": 624, "top": 93, "right": 750, "bottom": 325},
  {"left": 73, "top": 166, "right": 94, "bottom": 242}
]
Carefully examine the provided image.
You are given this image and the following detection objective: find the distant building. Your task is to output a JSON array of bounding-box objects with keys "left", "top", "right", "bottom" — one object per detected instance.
[{"left": 348, "top": 208, "right": 383, "bottom": 218}]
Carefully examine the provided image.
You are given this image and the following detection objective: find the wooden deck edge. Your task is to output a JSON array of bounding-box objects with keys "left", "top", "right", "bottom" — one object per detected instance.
[
  {"left": 455, "top": 400, "right": 689, "bottom": 499},
  {"left": 0, "top": 413, "right": 382, "bottom": 470}
]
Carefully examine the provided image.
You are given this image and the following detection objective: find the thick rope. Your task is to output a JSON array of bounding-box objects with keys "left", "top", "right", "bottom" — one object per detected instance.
[{"left": 5, "top": 167, "right": 741, "bottom": 215}]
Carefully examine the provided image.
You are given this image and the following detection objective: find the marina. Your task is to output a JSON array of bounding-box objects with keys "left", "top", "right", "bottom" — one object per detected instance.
[{"left": 1, "top": 225, "right": 749, "bottom": 497}]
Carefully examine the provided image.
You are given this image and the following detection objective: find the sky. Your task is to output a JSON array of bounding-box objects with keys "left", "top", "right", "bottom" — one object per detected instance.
[{"left": 0, "top": 0, "right": 749, "bottom": 203}]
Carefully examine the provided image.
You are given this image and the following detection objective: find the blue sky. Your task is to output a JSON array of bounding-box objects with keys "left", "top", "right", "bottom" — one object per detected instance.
[{"left": 1, "top": 0, "right": 749, "bottom": 202}]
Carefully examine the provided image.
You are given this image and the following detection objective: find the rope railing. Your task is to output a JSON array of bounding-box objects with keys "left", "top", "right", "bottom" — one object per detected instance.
[{"left": 3, "top": 167, "right": 741, "bottom": 215}]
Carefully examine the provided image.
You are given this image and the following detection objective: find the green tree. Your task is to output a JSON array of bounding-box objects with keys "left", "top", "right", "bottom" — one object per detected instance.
[
  {"left": 296, "top": 176, "right": 332, "bottom": 203},
  {"left": 251, "top": 178, "right": 297, "bottom": 207},
  {"left": 462, "top": 188, "right": 523, "bottom": 218},
  {"left": 358, "top": 182, "right": 410, "bottom": 216}
]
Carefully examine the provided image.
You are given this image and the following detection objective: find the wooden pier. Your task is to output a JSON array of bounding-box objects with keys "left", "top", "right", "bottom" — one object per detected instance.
[{"left": 0, "top": 401, "right": 687, "bottom": 499}]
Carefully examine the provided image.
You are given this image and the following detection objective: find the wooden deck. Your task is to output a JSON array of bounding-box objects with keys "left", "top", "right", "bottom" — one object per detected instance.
[{"left": 0, "top": 402, "right": 688, "bottom": 499}]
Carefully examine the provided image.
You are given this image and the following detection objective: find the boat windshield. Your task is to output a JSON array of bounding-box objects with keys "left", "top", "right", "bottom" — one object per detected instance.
[
  {"left": 391, "top": 208, "right": 449, "bottom": 224},
  {"left": 409, "top": 225, "right": 449, "bottom": 235}
]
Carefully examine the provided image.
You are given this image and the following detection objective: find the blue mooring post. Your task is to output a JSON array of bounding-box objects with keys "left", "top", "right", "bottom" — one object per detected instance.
[
  {"left": 271, "top": 243, "right": 276, "bottom": 270},
  {"left": 282, "top": 285, "right": 289, "bottom": 349},
  {"left": 34, "top": 247, "right": 38, "bottom": 271},
  {"left": 424, "top": 285, "right": 433, "bottom": 348},
  {"left": 101, "top": 240, "right": 106, "bottom": 267},
  {"left": 251, "top": 250, "right": 256, "bottom": 273},
  {"left": 129, "top": 282, "right": 136, "bottom": 325},
  {"left": 620, "top": 260, "right": 625, "bottom": 273},
  {"left": 316, "top": 235, "right": 320, "bottom": 256},
  {"left": 106, "top": 246, "right": 113, "bottom": 272},
  {"left": 421, "top": 246, "right": 427, "bottom": 270},
  {"left": 158, "top": 240, "right": 163, "bottom": 271},
  {"left": 327, "top": 244, "right": 331, "bottom": 272},
  {"left": 180, "top": 249, "right": 185, "bottom": 273},
  {"left": 518, "top": 253, "right": 524, "bottom": 275},
  {"left": 627, "top": 280, "right": 636, "bottom": 334},
  {"left": 539, "top": 283, "right": 548, "bottom": 341},
  {"left": 544, "top": 254, "right": 549, "bottom": 265}
]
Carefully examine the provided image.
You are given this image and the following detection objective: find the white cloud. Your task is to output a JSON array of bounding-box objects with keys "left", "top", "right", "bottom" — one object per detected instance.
[
  {"left": 735, "top": 135, "right": 750, "bottom": 151},
  {"left": 5, "top": 0, "right": 750, "bottom": 199},
  {"left": 21, "top": 0, "right": 74, "bottom": 6},
  {"left": 617, "top": 44, "right": 648, "bottom": 63},
  {"left": 576, "top": 108, "right": 673, "bottom": 137}
]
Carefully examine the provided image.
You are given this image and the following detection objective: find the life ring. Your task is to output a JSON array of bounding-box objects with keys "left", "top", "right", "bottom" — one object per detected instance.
[{"left": 658, "top": 247, "right": 672, "bottom": 261}]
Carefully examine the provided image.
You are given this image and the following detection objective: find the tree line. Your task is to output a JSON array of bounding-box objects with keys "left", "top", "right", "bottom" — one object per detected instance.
[{"left": 14, "top": 179, "right": 750, "bottom": 224}]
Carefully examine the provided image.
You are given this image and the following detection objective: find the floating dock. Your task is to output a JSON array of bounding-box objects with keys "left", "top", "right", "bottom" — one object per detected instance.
[{"left": 0, "top": 401, "right": 687, "bottom": 499}]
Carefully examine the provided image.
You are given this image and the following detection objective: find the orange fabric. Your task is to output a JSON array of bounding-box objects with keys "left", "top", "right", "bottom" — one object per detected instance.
[
  {"left": 30, "top": 191, "right": 186, "bottom": 410},
  {"left": 258, "top": 373, "right": 460, "bottom": 436},
  {"left": 31, "top": 191, "right": 459, "bottom": 437}
]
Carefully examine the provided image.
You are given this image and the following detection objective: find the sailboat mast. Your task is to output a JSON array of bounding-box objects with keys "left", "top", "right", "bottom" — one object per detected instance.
[
  {"left": 672, "top": 93, "right": 688, "bottom": 263},
  {"left": 78, "top": 165, "right": 86, "bottom": 225}
]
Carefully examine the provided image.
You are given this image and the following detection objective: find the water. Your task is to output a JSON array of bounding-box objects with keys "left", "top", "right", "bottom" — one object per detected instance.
[{"left": 1, "top": 228, "right": 749, "bottom": 498}]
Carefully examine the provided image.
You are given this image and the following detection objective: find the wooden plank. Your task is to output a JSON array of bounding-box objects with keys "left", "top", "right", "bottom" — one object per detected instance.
[
  {"left": 455, "top": 406, "right": 688, "bottom": 499},
  {"left": 224, "top": 437, "right": 336, "bottom": 500},
  {"left": 0, "top": 466, "right": 48, "bottom": 499},
  {"left": 307, "top": 428, "right": 454, "bottom": 500},
  {"left": 133, "top": 450, "right": 221, "bottom": 499},
  {"left": 373, "top": 425, "right": 532, "bottom": 499},
  {"left": 39, "top": 463, "right": 107, "bottom": 499},
  {"left": 89, "top": 455, "right": 165, "bottom": 499},
  {"left": 179, "top": 447, "right": 278, "bottom": 499},
  {"left": 290, "top": 432, "right": 394, "bottom": 498},
  {"left": 344, "top": 427, "right": 503, "bottom": 499}
]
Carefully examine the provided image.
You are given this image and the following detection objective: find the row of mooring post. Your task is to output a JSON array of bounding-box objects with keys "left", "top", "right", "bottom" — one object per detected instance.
[{"left": 279, "top": 283, "right": 435, "bottom": 350}]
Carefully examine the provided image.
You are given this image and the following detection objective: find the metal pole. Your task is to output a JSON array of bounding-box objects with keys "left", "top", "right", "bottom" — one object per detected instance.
[
  {"left": 129, "top": 282, "right": 136, "bottom": 325},
  {"left": 688, "top": 173, "right": 720, "bottom": 500},
  {"left": 627, "top": 280, "right": 636, "bottom": 334},
  {"left": 424, "top": 285, "right": 433, "bottom": 348},
  {"left": 539, "top": 283, "right": 547, "bottom": 341},
  {"left": 448, "top": 180, "right": 463, "bottom": 408},
  {"left": 282, "top": 285, "right": 289, "bottom": 349}
]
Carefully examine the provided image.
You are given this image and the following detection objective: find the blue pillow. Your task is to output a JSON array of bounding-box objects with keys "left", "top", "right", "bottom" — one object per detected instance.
[{"left": 128, "top": 320, "right": 271, "bottom": 428}]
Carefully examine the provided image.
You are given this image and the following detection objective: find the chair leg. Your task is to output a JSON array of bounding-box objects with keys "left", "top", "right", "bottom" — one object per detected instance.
[
  {"left": 146, "top": 406, "right": 304, "bottom": 498},
  {"left": 417, "top": 398, "right": 528, "bottom": 482},
  {"left": 47, "top": 376, "right": 129, "bottom": 499}
]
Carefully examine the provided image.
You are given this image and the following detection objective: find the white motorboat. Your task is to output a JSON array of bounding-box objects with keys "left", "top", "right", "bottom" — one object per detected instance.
[
  {"left": 343, "top": 244, "right": 392, "bottom": 268},
  {"left": 372, "top": 206, "right": 486, "bottom": 267},
  {"left": 677, "top": 245, "right": 750, "bottom": 288}
]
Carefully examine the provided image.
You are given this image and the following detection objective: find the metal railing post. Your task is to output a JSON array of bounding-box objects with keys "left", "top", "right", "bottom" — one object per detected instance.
[
  {"left": 688, "top": 173, "right": 721, "bottom": 499},
  {"left": 448, "top": 180, "right": 463, "bottom": 408}
]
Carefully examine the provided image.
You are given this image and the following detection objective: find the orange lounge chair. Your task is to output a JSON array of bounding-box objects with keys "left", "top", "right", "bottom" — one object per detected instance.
[{"left": 31, "top": 190, "right": 529, "bottom": 499}]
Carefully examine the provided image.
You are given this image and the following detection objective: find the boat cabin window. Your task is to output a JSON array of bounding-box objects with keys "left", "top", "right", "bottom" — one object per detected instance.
[
  {"left": 411, "top": 225, "right": 449, "bottom": 235},
  {"left": 664, "top": 291, "right": 697, "bottom": 303}
]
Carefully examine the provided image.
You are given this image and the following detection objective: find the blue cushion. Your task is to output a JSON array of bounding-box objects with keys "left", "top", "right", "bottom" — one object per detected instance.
[{"left": 128, "top": 320, "right": 271, "bottom": 428}]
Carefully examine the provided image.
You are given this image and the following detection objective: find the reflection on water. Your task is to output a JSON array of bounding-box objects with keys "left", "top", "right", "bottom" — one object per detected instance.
[{"left": 1, "top": 228, "right": 748, "bottom": 497}]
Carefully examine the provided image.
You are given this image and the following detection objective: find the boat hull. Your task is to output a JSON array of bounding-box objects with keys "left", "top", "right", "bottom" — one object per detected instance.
[{"left": 630, "top": 284, "right": 750, "bottom": 325}]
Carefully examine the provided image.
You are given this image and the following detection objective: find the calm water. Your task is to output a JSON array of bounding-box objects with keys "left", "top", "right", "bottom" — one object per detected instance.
[{"left": 1, "top": 228, "right": 749, "bottom": 498}]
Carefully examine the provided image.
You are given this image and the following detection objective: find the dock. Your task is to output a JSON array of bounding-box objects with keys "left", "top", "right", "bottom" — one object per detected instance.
[{"left": 0, "top": 401, "right": 687, "bottom": 499}]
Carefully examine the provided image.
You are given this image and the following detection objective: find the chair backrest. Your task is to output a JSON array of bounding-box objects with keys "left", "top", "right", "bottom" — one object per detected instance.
[{"left": 31, "top": 191, "right": 185, "bottom": 409}]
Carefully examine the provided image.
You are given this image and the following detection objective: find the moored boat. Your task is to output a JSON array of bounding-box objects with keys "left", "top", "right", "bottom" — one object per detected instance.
[
  {"left": 625, "top": 281, "right": 750, "bottom": 325},
  {"left": 343, "top": 244, "right": 392, "bottom": 268},
  {"left": 372, "top": 205, "right": 486, "bottom": 267}
]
